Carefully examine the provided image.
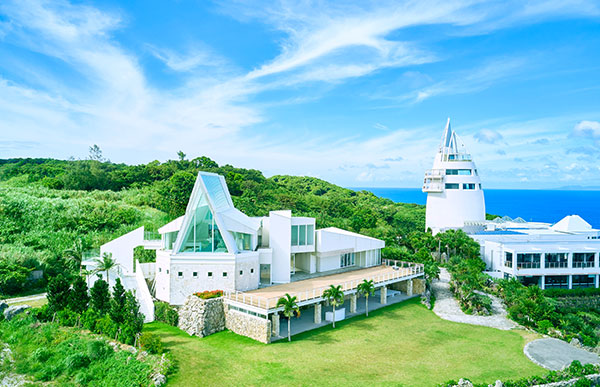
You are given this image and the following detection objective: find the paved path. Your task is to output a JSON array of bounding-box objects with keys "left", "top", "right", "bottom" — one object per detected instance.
[
  {"left": 525, "top": 338, "right": 600, "bottom": 370},
  {"left": 3, "top": 293, "right": 47, "bottom": 305},
  {"left": 432, "top": 268, "right": 517, "bottom": 330}
]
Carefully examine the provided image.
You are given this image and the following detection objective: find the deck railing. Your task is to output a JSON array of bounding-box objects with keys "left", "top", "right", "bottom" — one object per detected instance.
[{"left": 224, "top": 261, "right": 424, "bottom": 311}]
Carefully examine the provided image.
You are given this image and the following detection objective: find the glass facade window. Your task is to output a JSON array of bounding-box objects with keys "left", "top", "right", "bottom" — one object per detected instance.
[
  {"left": 545, "top": 253, "right": 568, "bottom": 268},
  {"left": 299, "top": 225, "right": 306, "bottom": 245},
  {"left": 233, "top": 232, "right": 252, "bottom": 251},
  {"left": 200, "top": 174, "right": 230, "bottom": 211},
  {"left": 445, "top": 183, "right": 459, "bottom": 189},
  {"left": 573, "top": 253, "right": 595, "bottom": 268},
  {"left": 179, "top": 192, "right": 227, "bottom": 253},
  {"left": 340, "top": 252, "right": 355, "bottom": 268},
  {"left": 572, "top": 275, "right": 596, "bottom": 288},
  {"left": 291, "top": 225, "right": 299, "bottom": 246},
  {"left": 307, "top": 225, "right": 314, "bottom": 245},
  {"left": 505, "top": 252, "right": 513, "bottom": 268},
  {"left": 516, "top": 253, "right": 541, "bottom": 269},
  {"left": 446, "top": 169, "right": 472, "bottom": 175},
  {"left": 463, "top": 183, "right": 476, "bottom": 190},
  {"left": 545, "top": 275, "right": 568, "bottom": 289},
  {"left": 291, "top": 224, "right": 314, "bottom": 246},
  {"left": 164, "top": 231, "right": 178, "bottom": 250}
]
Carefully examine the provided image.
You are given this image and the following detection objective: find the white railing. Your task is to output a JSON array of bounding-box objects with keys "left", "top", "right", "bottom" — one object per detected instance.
[
  {"left": 424, "top": 169, "right": 444, "bottom": 178},
  {"left": 423, "top": 182, "right": 444, "bottom": 192},
  {"left": 224, "top": 261, "right": 424, "bottom": 311}
]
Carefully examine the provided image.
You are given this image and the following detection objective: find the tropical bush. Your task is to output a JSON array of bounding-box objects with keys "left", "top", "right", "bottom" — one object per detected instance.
[
  {"left": 194, "top": 290, "right": 223, "bottom": 299},
  {"left": 154, "top": 301, "right": 179, "bottom": 326},
  {"left": 139, "top": 332, "right": 164, "bottom": 354}
]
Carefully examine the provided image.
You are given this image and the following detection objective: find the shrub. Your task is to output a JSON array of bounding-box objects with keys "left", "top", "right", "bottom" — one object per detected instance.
[
  {"left": 0, "top": 261, "right": 31, "bottom": 295},
  {"left": 31, "top": 347, "right": 51, "bottom": 362},
  {"left": 536, "top": 319, "right": 554, "bottom": 334},
  {"left": 154, "top": 301, "right": 179, "bottom": 326},
  {"left": 64, "top": 353, "right": 91, "bottom": 373},
  {"left": 86, "top": 340, "right": 111, "bottom": 361},
  {"left": 139, "top": 332, "right": 163, "bottom": 354},
  {"left": 193, "top": 290, "right": 223, "bottom": 299},
  {"left": 56, "top": 309, "right": 79, "bottom": 327}
]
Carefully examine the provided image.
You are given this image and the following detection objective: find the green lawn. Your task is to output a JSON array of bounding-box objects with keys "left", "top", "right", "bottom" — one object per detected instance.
[{"left": 145, "top": 298, "right": 543, "bottom": 386}]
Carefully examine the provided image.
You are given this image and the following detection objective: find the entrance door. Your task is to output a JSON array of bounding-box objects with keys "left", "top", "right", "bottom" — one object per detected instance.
[{"left": 260, "top": 264, "right": 271, "bottom": 285}]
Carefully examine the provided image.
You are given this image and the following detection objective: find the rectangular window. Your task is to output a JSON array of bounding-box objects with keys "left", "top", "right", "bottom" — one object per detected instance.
[
  {"left": 516, "top": 253, "right": 541, "bottom": 269},
  {"left": 340, "top": 252, "right": 356, "bottom": 268},
  {"left": 291, "top": 225, "right": 299, "bottom": 246},
  {"left": 504, "top": 252, "right": 513, "bottom": 268},
  {"left": 208, "top": 272, "right": 213, "bottom": 277},
  {"left": 573, "top": 253, "right": 595, "bottom": 268},
  {"left": 572, "top": 275, "right": 596, "bottom": 288},
  {"left": 445, "top": 183, "right": 459, "bottom": 189},
  {"left": 193, "top": 272, "right": 198, "bottom": 277},
  {"left": 545, "top": 275, "right": 568, "bottom": 289},
  {"left": 178, "top": 272, "right": 183, "bottom": 277},
  {"left": 446, "top": 169, "right": 471, "bottom": 175},
  {"left": 223, "top": 272, "right": 228, "bottom": 277},
  {"left": 299, "top": 225, "right": 306, "bottom": 245},
  {"left": 462, "top": 183, "right": 476, "bottom": 190},
  {"left": 239, "top": 270, "right": 243, "bottom": 276},
  {"left": 250, "top": 268, "right": 254, "bottom": 274},
  {"left": 166, "top": 270, "right": 169, "bottom": 274},
  {"left": 159, "top": 268, "right": 162, "bottom": 272},
  {"left": 545, "top": 253, "right": 568, "bottom": 268},
  {"left": 307, "top": 225, "right": 314, "bottom": 245}
]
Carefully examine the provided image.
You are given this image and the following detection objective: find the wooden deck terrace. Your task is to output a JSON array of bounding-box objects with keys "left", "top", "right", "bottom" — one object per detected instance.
[{"left": 224, "top": 260, "right": 424, "bottom": 313}]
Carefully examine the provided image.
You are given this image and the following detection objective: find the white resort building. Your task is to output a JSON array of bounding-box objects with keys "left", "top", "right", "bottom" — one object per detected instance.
[
  {"left": 84, "top": 171, "right": 424, "bottom": 341},
  {"left": 423, "top": 120, "right": 600, "bottom": 289}
]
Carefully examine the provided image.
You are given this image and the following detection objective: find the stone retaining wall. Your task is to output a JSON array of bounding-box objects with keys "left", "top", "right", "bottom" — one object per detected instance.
[
  {"left": 392, "top": 278, "right": 425, "bottom": 295},
  {"left": 225, "top": 307, "right": 271, "bottom": 344},
  {"left": 178, "top": 296, "right": 225, "bottom": 337}
]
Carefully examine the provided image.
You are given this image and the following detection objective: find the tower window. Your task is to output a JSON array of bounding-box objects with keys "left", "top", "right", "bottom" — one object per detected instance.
[
  {"left": 239, "top": 270, "right": 243, "bottom": 276},
  {"left": 463, "top": 183, "right": 476, "bottom": 190},
  {"left": 193, "top": 272, "right": 198, "bottom": 277},
  {"left": 223, "top": 272, "right": 228, "bottom": 277},
  {"left": 445, "top": 183, "right": 459, "bottom": 189},
  {"left": 208, "top": 272, "right": 213, "bottom": 277},
  {"left": 250, "top": 268, "right": 254, "bottom": 274},
  {"left": 178, "top": 271, "right": 183, "bottom": 277}
]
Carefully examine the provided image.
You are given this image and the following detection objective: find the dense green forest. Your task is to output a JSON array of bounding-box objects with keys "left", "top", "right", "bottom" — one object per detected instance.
[{"left": 0, "top": 150, "right": 424, "bottom": 295}]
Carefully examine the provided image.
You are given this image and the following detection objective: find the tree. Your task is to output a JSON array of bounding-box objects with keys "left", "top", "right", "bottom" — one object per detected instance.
[
  {"left": 0, "top": 262, "right": 31, "bottom": 295},
  {"left": 177, "top": 150, "right": 186, "bottom": 161},
  {"left": 322, "top": 285, "right": 344, "bottom": 328},
  {"left": 90, "top": 279, "right": 110, "bottom": 314},
  {"left": 94, "top": 252, "right": 117, "bottom": 284},
  {"left": 88, "top": 144, "right": 106, "bottom": 162},
  {"left": 47, "top": 274, "right": 71, "bottom": 313},
  {"left": 110, "top": 278, "right": 127, "bottom": 324},
  {"left": 63, "top": 238, "right": 85, "bottom": 272},
  {"left": 69, "top": 276, "right": 90, "bottom": 314},
  {"left": 276, "top": 293, "right": 300, "bottom": 342},
  {"left": 357, "top": 279, "right": 375, "bottom": 317}
]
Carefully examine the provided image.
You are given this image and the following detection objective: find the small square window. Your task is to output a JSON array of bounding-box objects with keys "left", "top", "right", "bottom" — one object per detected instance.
[
  {"left": 239, "top": 270, "right": 243, "bottom": 276},
  {"left": 178, "top": 272, "right": 183, "bottom": 277},
  {"left": 159, "top": 268, "right": 162, "bottom": 272},
  {"left": 193, "top": 272, "right": 198, "bottom": 277},
  {"left": 166, "top": 270, "right": 169, "bottom": 274},
  {"left": 250, "top": 268, "right": 254, "bottom": 274},
  {"left": 208, "top": 272, "right": 213, "bottom": 277},
  {"left": 223, "top": 272, "right": 228, "bottom": 277}
]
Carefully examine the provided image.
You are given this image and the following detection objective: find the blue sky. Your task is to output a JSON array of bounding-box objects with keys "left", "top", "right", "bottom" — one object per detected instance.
[{"left": 1, "top": 0, "right": 599, "bottom": 189}]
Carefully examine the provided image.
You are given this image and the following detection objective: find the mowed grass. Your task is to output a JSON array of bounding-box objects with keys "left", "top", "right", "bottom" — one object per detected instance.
[{"left": 145, "top": 298, "right": 543, "bottom": 387}]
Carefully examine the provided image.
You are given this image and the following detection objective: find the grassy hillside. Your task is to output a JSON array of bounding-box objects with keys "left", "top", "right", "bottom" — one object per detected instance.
[{"left": 0, "top": 156, "right": 424, "bottom": 295}]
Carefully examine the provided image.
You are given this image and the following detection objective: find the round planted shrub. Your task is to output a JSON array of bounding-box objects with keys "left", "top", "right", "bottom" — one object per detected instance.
[
  {"left": 139, "top": 332, "right": 163, "bottom": 354},
  {"left": 64, "top": 353, "right": 90, "bottom": 373}
]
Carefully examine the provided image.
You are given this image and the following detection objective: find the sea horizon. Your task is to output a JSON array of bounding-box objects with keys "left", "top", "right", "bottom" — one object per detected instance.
[{"left": 352, "top": 187, "right": 600, "bottom": 229}]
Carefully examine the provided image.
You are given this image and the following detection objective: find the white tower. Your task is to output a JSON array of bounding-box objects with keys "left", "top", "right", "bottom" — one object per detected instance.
[{"left": 423, "top": 119, "right": 485, "bottom": 233}]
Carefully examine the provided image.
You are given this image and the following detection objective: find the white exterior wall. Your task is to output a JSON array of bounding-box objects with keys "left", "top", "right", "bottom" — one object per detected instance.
[
  {"left": 100, "top": 226, "right": 144, "bottom": 275},
  {"left": 318, "top": 254, "right": 340, "bottom": 272},
  {"left": 234, "top": 254, "right": 260, "bottom": 291},
  {"left": 155, "top": 249, "right": 172, "bottom": 303},
  {"left": 269, "top": 211, "right": 292, "bottom": 283},
  {"left": 425, "top": 157, "right": 485, "bottom": 233}
]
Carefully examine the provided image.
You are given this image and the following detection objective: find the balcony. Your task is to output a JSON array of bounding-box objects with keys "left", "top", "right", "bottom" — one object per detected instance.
[
  {"left": 572, "top": 261, "right": 595, "bottom": 269},
  {"left": 424, "top": 169, "right": 444, "bottom": 179},
  {"left": 545, "top": 261, "right": 568, "bottom": 269},
  {"left": 422, "top": 181, "right": 444, "bottom": 193},
  {"left": 516, "top": 261, "right": 541, "bottom": 269},
  {"left": 443, "top": 153, "right": 472, "bottom": 162},
  {"left": 504, "top": 260, "right": 512, "bottom": 268}
]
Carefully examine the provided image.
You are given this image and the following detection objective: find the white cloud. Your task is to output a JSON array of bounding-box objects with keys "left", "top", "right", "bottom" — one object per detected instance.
[
  {"left": 474, "top": 129, "right": 504, "bottom": 144},
  {"left": 573, "top": 120, "right": 600, "bottom": 139}
]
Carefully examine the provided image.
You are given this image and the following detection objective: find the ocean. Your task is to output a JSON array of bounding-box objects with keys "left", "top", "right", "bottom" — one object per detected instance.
[{"left": 354, "top": 188, "right": 600, "bottom": 229}]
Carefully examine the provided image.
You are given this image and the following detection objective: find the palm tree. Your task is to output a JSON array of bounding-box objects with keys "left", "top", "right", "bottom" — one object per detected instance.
[
  {"left": 63, "top": 238, "right": 85, "bottom": 272},
  {"left": 276, "top": 293, "right": 300, "bottom": 342},
  {"left": 357, "top": 279, "right": 375, "bottom": 317},
  {"left": 94, "top": 252, "right": 117, "bottom": 284},
  {"left": 322, "top": 285, "right": 344, "bottom": 328}
]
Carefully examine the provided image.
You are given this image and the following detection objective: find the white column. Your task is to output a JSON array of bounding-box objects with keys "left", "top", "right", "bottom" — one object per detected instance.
[
  {"left": 380, "top": 286, "right": 387, "bottom": 305},
  {"left": 596, "top": 275, "right": 599, "bottom": 289},
  {"left": 350, "top": 294, "right": 357, "bottom": 314},
  {"left": 407, "top": 280, "right": 413, "bottom": 297},
  {"left": 271, "top": 313, "right": 280, "bottom": 336},
  {"left": 314, "top": 303, "right": 322, "bottom": 324},
  {"left": 540, "top": 275, "right": 545, "bottom": 290},
  {"left": 595, "top": 253, "right": 599, "bottom": 270},
  {"left": 568, "top": 253, "right": 573, "bottom": 269},
  {"left": 568, "top": 275, "right": 573, "bottom": 290},
  {"left": 541, "top": 253, "right": 546, "bottom": 270}
]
